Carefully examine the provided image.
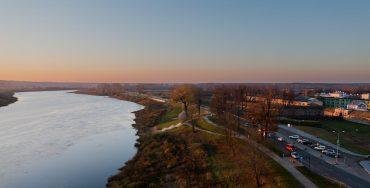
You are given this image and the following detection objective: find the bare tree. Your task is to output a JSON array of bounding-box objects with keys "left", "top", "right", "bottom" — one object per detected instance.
[
  {"left": 171, "top": 84, "right": 197, "bottom": 119},
  {"left": 247, "top": 146, "right": 267, "bottom": 187},
  {"left": 254, "top": 88, "right": 279, "bottom": 139},
  {"left": 193, "top": 87, "right": 202, "bottom": 116}
]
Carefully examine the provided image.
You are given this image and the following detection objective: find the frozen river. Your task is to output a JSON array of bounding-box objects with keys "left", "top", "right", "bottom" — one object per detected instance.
[{"left": 0, "top": 90, "right": 143, "bottom": 188}]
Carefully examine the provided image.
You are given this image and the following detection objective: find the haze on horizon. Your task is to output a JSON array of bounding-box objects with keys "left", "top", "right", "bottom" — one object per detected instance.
[{"left": 0, "top": 0, "right": 369, "bottom": 83}]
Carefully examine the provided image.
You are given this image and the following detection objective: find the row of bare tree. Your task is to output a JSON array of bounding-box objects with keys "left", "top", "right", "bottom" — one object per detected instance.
[
  {"left": 169, "top": 84, "right": 295, "bottom": 140},
  {"left": 169, "top": 84, "right": 288, "bottom": 187},
  {"left": 96, "top": 83, "right": 124, "bottom": 96}
]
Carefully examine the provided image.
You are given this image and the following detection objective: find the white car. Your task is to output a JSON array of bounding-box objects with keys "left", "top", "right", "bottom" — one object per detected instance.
[
  {"left": 297, "top": 138, "right": 309, "bottom": 144},
  {"left": 322, "top": 149, "right": 336, "bottom": 156},
  {"left": 277, "top": 137, "right": 284, "bottom": 142},
  {"left": 314, "top": 145, "right": 326, "bottom": 151},
  {"left": 289, "top": 135, "right": 299, "bottom": 139},
  {"left": 291, "top": 152, "right": 300, "bottom": 159}
]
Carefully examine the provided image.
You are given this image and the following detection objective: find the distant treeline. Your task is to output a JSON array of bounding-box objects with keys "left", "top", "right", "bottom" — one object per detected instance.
[{"left": 0, "top": 91, "right": 17, "bottom": 107}]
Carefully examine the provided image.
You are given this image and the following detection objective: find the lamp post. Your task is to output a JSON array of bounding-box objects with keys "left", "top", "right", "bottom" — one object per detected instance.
[{"left": 332, "top": 130, "right": 345, "bottom": 164}]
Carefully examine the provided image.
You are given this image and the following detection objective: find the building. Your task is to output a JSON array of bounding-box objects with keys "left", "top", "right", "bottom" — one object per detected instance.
[
  {"left": 365, "top": 101, "right": 370, "bottom": 110},
  {"left": 293, "top": 96, "right": 323, "bottom": 106},
  {"left": 320, "top": 91, "right": 349, "bottom": 99},
  {"left": 361, "top": 93, "right": 370, "bottom": 100},
  {"left": 347, "top": 100, "right": 368, "bottom": 111},
  {"left": 320, "top": 97, "right": 353, "bottom": 108}
]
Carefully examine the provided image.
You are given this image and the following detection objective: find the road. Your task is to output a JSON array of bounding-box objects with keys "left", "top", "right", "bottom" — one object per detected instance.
[{"left": 274, "top": 129, "right": 370, "bottom": 188}]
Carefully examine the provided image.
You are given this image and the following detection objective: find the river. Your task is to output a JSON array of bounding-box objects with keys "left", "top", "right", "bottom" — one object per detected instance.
[{"left": 0, "top": 90, "right": 143, "bottom": 188}]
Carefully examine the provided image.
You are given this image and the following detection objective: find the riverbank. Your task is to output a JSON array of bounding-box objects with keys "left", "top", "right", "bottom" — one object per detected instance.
[
  {"left": 0, "top": 91, "right": 17, "bottom": 107},
  {"left": 77, "top": 90, "right": 303, "bottom": 187}
]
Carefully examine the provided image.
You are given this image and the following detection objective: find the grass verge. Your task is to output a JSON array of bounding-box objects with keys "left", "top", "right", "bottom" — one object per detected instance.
[
  {"left": 296, "top": 120, "right": 370, "bottom": 155},
  {"left": 296, "top": 166, "right": 341, "bottom": 188}
]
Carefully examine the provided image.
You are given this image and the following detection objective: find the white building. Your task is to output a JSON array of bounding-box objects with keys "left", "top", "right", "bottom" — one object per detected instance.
[
  {"left": 347, "top": 100, "right": 368, "bottom": 111},
  {"left": 319, "top": 91, "right": 349, "bottom": 98},
  {"left": 329, "top": 91, "right": 349, "bottom": 98}
]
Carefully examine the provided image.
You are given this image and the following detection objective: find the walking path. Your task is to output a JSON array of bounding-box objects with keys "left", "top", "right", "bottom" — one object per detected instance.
[
  {"left": 149, "top": 100, "right": 317, "bottom": 187},
  {"left": 279, "top": 124, "right": 370, "bottom": 158},
  {"left": 200, "top": 116, "right": 317, "bottom": 188},
  {"left": 157, "top": 122, "right": 182, "bottom": 132}
]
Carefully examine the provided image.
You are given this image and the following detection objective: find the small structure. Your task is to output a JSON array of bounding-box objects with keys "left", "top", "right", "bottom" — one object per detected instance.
[
  {"left": 347, "top": 100, "right": 368, "bottom": 111},
  {"left": 333, "top": 108, "right": 351, "bottom": 117},
  {"left": 178, "top": 111, "right": 187, "bottom": 122},
  {"left": 360, "top": 161, "right": 370, "bottom": 174},
  {"left": 361, "top": 93, "right": 370, "bottom": 100}
]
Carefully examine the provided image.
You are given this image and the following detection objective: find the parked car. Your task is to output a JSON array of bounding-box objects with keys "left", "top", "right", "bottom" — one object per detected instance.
[
  {"left": 314, "top": 145, "right": 326, "bottom": 151},
  {"left": 289, "top": 135, "right": 299, "bottom": 139},
  {"left": 310, "top": 143, "right": 319, "bottom": 149},
  {"left": 267, "top": 132, "right": 275, "bottom": 138},
  {"left": 291, "top": 152, "right": 300, "bottom": 159},
  {"left": 277, "top": 137, "right": 284, "bottom": 142},
  {"left": 297, "top": 138, "right": 309, "bottom": 144},
  {"left": 322, "top": 149, "right": 336, "bottom": 157},
  {"left": 285, "top": 144, "right": 296, "bottom": 151},
  {"left": 302, "top": 140, "right": 312, "bottom": 145}
]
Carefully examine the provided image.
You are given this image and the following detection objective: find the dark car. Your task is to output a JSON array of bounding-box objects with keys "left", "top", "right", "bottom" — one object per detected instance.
[{"left": 302, "top": 140, "right": 312, "bottom": 145}]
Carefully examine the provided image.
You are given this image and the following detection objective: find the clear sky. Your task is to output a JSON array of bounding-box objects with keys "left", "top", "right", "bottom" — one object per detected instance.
[{"left": 0, "top": 0, "right": 369, "bottom": 83}]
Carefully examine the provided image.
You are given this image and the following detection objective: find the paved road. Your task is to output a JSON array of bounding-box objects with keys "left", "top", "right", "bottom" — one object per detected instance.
[{"left": 274, "top": 130, "right": 370, "bottom": 188}]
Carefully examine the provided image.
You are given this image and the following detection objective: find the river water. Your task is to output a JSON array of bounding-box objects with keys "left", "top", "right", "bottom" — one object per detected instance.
[{"left": 0, "top": 90, "right": 143, "bottom": 188}]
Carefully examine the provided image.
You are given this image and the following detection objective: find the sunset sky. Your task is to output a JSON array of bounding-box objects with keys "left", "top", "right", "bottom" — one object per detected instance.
[{"left": 0, "top": 0, "right": 369, "bottom": 83}]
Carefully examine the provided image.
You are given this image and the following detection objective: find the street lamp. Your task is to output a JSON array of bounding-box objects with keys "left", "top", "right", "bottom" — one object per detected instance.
[{"left": 332, "top": 130, "right": 345, "bottom": 164}]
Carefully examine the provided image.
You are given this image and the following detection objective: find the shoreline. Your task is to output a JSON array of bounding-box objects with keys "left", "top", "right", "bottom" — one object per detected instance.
[
  {"left": 74, "top": 90, "right": 167, "bottom": 186},
  {"left": 0, "top": 92, "right": 17, "bottom": 108}
]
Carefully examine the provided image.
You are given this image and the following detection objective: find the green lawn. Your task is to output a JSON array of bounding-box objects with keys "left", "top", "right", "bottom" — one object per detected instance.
[
  {"left": 267, "top": 159, "right": 304, "bottom": 188},
  {"left": 195, "top": 118, "right": 225, "bottom": 134},
  {"left": 296, "top": 120, "right": 370, "bottom": 155},
  {"left": 158, "top": 104, "right": 182, "bottom": 124},
  {"left": 152, "top": 104, "right": 182, "bottom": 131},
  {"left": 156, "top": 119, "right": 181, "bottom": 130},
  {"left": 296, "top": 166, "right": 341, "bottom": 188}
]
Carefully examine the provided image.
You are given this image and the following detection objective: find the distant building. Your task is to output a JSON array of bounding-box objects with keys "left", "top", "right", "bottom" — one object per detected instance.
[
  {"left": 365, "top": 101, "right": 370, "bottom": 110},
  {"left": 320, "top": 91, "right": 349, "bottom": 99},
  {"left": 320, "top": 97, "right": 353, "bottom": 108},
  {"left": 293, "top": 96, "right": 323, "bottom": 106},
  {"left": 347, "top": 100, "right": 368, "bottom": 111},
  {"left": 361, "top": 93, "right": 370, "bottom": 100}
]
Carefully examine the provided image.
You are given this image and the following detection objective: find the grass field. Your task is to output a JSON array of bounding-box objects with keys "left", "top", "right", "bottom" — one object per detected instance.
[
  {"left": 195, "top": 117, "right": 225, "bottom": 134},
  {"left": 156, "top": 119, "right": 180, "bottom": 130},
  {"left": 158, "top": 104, "right": 182, "bottom": 124},
  {"left": 175, "top": 126, "right": 303, "bottom": 187},
  {"left": 296, "top": 120, "right": 370, "bottom": 155},
  {"left": 296, "top": 166, "right": 341, "bottom": 188}
]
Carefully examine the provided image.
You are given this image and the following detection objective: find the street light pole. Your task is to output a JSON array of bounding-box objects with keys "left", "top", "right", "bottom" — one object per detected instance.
[
  {"left": 336, "top": 132, "right": 339, "bottom": 164},
  {"left": 333, "top": 130, "right": 345, "bottom": 164}
]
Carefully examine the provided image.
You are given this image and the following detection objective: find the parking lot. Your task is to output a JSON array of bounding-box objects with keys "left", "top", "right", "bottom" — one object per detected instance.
[
  {"left": 269, "top": 128, "right": 370, "bottom": 188},
  {"left": 272, "top": 132, "right": 344, "bottom": 161}
]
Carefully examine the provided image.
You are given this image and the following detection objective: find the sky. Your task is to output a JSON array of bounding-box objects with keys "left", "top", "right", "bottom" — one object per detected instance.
[{"left": 0, "top": 0, "right": 369, "bottom": 83}]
